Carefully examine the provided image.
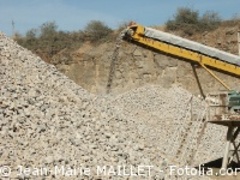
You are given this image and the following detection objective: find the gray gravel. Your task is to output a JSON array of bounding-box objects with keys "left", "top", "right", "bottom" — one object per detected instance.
[
  {"left": 96, "top": 84, "right": 228, "bottom": 166},
  {"left": 0, "top": 32, "right": 220, "bottom": 180}
]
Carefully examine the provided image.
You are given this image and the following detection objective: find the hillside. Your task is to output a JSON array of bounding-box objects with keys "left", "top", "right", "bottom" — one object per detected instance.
[{"left": 46, "top": 20, "right": 240, "bottom": 96}]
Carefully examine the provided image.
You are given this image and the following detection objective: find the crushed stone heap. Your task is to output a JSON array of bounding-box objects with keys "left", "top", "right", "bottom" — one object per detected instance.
[
  {"left": 1, "top": 32, "right": 214, "bottom": 180},
  {"left": 96, "top": 84, "right": 228, "bottom": 167}
]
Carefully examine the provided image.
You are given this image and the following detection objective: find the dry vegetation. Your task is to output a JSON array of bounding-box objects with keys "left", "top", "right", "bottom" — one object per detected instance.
[
  {"left": 165, "top": 7, "right": 222, "bottom": 36},
  {"left": 14, "top": 20, "right": 115, "bottom": 63},
  {"left": 13, "top": 7, "right": 240, "bottom": 64}
]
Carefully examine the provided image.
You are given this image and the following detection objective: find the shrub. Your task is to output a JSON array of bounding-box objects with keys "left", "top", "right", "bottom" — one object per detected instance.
[
  {"left": 83, "top": 20, "right": 113, "bottom": 42},
  {"left": 166, "top": 7, "right": 222, "bottom": 35},
  {"left": 199, "top": 11, "right": 222, "bottom": 31},
  {"left": 166, "top": 7, "right": 199, "bottom": 35},
  {"left": 40, "top": 21, "right": 58, "bottom": 39},
  {"left": 15, "top": 21, "right": 84, "bottom": 62}
]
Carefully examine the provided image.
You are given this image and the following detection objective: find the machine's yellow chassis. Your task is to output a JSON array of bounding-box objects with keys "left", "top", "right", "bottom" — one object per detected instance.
[{"left": 125, "top": 24, "right": 240, "bottom": 90}]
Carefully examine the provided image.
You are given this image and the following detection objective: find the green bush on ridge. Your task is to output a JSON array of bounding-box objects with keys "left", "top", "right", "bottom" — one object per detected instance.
[{"left": 165, "top": 7, "right": 222, "bottom": 35}]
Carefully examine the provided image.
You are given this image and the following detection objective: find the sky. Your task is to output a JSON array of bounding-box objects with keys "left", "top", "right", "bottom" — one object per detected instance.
[{"left": 0, "top": 0, "right": 240, "bottom": 36}]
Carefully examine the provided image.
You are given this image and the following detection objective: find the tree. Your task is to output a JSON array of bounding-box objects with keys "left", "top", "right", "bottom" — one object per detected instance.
[
  {"left": 166, "top": 7, "right": 200, "bottom": 35},
  {"left": 84, "top": 20, "right": 113, "bottom": 42},
  {"left": 200, "top": 11, "right": 221, "bottom": 31},
  {"left": 26, "top": 28, "right": 37, "bottom": 39},
  {"left": 175, "top": 7, "right": 199, "bottom": 25},
  {"left": 40, "top": 21, "right": 58, "bottom": 38},
  {"left": 165, "top": 7, "right": 222, "bottom": 35}
]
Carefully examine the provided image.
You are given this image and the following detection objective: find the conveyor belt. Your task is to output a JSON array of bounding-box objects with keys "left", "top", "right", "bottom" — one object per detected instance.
[
  {"left": 144, "top": 27, "right": 240, "bottom": 66},
  {"left": 123, "top": 24, "right": 240, "bottom": 78}
]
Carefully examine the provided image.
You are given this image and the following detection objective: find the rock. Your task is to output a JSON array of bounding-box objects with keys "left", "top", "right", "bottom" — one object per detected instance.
[
  {"left": 0, "top": 32, "right": 226, "bottom": 180},
  {"left": 133, "top": 49, "right": 142, "bottom": 56}
]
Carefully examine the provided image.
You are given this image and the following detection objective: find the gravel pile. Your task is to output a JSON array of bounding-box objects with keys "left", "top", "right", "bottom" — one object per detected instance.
[
  {"left": 0, "top": 32, "right": 214, "bottom": 180},
  {"left": 96, "top": 84, "right": 227, "bottom": 168}
]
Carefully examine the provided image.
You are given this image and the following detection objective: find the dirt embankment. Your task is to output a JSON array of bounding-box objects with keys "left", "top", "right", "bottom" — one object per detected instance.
[{"left": 53, "top": 22, "right": 240, "bottom": 96}]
